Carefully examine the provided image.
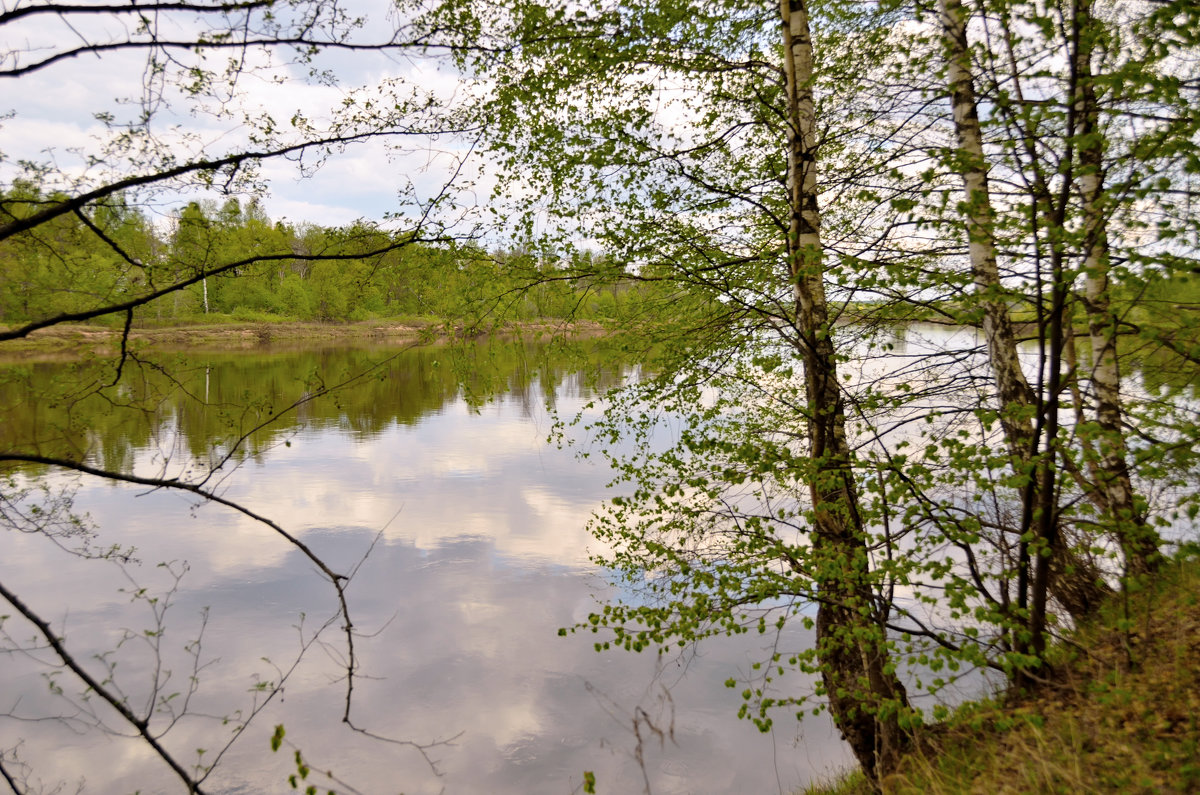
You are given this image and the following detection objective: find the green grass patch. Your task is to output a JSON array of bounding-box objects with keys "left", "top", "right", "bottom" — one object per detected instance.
[{"left": 804, "top": 554, "right": 1200, "bottom": 794}]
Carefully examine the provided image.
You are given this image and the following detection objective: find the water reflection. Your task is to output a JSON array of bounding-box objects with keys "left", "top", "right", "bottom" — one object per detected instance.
[{"left": 0, "top": 339, "right": 845, "bottom": 794}]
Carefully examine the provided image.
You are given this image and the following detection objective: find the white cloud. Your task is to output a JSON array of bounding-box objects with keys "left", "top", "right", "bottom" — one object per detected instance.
[{"left": 1, "top": 1, "right": 483, "bottom": 226}]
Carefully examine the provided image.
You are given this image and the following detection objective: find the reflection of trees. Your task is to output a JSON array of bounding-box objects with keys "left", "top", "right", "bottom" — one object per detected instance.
[
  {"left": 0, "top": 335, "right": 634, "bottom": 791},
  {"left": 1, "top": 338, "right": 633, "bottom": 477},
  {"left": 1119, "top": 336, "right": 1200, "bottom": 397}
]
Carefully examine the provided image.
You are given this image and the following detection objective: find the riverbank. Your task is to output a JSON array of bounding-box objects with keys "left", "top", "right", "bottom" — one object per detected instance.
[
  {"left": 804, "top": 554, "right": 1200, "bottom": 794},
  {"left": 0, "top": 318, "right": 608, "bottom": 357}
]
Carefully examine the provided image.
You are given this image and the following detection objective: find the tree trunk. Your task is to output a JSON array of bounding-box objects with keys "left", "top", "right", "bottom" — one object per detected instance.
[
  {"left": 781, "top": 0, "right": 909, "bottom": 783},
  {"left": 937, "top": 0, "right": 1110, "bottom": 637},
  {"left": 1071, "top": 0, "right": 1160, "bottom": 575},
  {"left": 937, "top": 0, "right": 1036, "bottom": 450}
]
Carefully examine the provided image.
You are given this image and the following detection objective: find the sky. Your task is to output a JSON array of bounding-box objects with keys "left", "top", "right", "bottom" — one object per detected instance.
[{"left": 0, "top": 0, "right": 488, "bottom": 229}]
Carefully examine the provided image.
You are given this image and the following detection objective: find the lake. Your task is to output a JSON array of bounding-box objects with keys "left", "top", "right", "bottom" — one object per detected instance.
[{"left": 0, "top": 337, "right": 847, "bottom": 794}]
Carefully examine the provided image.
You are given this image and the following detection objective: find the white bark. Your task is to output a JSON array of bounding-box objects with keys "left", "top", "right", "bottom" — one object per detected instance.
[
  {"left": 937, "top": 0, "right": 1037, "bottom": 457},
  {"left": 781, "top": 0, "right": 908, "bottom": 781},
  {"left": 937, "top": 0, "right": 1112, "bottom": 635},
  {"left": 1073, "top": 0, "right": 1158, "bottom": 572}
]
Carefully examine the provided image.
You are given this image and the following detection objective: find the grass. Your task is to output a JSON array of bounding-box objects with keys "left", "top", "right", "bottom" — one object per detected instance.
[{"left": 805, "top": 554, "right": 1200, "bottom": 794}]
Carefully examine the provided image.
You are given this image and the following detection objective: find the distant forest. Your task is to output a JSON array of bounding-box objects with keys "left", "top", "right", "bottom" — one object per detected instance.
[{"left": 0, "top": 183, "right": 650, "bottom": 326}]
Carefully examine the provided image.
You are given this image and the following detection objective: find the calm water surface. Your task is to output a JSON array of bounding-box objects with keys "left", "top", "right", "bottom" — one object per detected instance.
[{"left": 0, "top": 340, "right": 845, "bottom": 794}]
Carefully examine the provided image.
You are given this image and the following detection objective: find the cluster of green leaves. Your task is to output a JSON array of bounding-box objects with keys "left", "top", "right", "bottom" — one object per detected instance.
[{"left": 417, "top": 0, "right": 1200, "bottom": 752}]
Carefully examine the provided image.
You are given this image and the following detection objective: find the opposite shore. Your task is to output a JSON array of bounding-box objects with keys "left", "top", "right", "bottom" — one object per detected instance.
[{"left": 0, "top": 318, "right": 608, "bottom": 358}]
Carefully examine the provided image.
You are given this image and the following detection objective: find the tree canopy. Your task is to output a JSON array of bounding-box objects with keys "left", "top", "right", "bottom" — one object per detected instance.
[{"left": 415, "top": 0, "right": 1200, "bottom": 783}]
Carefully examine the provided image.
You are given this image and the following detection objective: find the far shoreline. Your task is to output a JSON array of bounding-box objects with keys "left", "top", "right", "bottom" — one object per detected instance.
[{"left": 0, "top": 318, "right": 609, "bottom": 359}]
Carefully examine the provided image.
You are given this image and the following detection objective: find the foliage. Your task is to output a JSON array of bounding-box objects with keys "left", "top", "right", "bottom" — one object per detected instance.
[
  {"left": 2, "top": 0, "right": 1198, "bottom": 788},
  {"left": 418, "top": 0, "right": 1200, "bottom": 783},
  {"left": 807, "top": 554, "right": 1200, "bottom": 794},
  {"left": 0, "top": 185, "right": 654, "bottom": 328}
]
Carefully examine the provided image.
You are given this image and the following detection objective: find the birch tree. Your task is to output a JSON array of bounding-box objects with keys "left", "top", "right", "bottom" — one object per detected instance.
[
  {"left": 415, "top": 0, "right": 1198, "bottom": 786},
  {"left": 781, "top": 0, "right": 909, "bottom": 778},
  {"left": 924, "top": 0, "right": 1196, "bottom": 668},
  {"left": 416, "top": 0, "right": 928, "bottom": 782},
  {"left": 934, "top": 0, "right": 1114, "bottom": 665}
]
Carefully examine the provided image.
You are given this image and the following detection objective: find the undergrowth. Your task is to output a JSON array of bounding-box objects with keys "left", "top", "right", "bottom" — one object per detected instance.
[{"left": 805, "top": 552, "right": 1200, "bottom": 794}]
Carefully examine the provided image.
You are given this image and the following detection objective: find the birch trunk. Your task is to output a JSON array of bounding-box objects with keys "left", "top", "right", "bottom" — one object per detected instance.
[
  {"left": 781, "top": 0, "right": 909, "bottom": 782},
  {"left": 938, "top": 0, "right": 1110, "bottom": 630},
  {"left": 938, "top": 0, "right": 1036, "bottom": 449},
  {"left": 1072, "top": 0, "right": 1160, "bottom": 575}
]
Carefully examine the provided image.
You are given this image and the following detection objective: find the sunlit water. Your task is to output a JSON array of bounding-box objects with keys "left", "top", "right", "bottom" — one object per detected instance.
[{"left": 0, "top": 340, "right": 845, "bottom": 794}]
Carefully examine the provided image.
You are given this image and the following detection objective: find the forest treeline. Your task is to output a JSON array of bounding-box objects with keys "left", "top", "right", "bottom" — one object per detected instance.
[
  {"left": 0, "top": 182, "right": 654, "bottom": 327},
  {"left": 4, "top": 180, "right": 1197, "bottom": 337}
]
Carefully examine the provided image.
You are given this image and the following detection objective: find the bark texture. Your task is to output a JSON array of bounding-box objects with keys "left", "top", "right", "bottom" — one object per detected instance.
[
  {"left": 781, "top": 0, "right": 909, "bottom": 783},
  {"left": 938, "top": 0, "right": 1037, "bottom": 450},
  {"left": 938, "top": 0, "right": 1110, "bottom": 629},
  {"left": 1072, "top": 0, "right": 1160, "bottom": 575}
]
